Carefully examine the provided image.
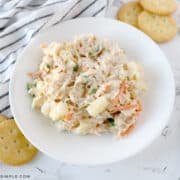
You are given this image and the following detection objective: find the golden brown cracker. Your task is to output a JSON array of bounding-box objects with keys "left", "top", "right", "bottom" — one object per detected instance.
[
  {"left": 0, "top": 114, "right": 8, "bottom": 123},
  {"left": 138, "top": 11, "right": 177, "bottom": 43},
  {"left": 0, "top": 120, "right": 38, "bottom": 166},
  {"left": 140, "top": 0, "right": 177, "bottom": 15},
  {"left": 117, "top": 2, "right": 143, "bottom": 27}
]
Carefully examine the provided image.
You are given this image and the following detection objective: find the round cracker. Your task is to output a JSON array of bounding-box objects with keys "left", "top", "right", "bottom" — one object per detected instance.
[
  {"left": 0, "top": 120, "right": 38, "bottom": 166},
  {"left": 138, "top": 11, "right": 177, "bottom": 43},
  {"left": 0, "top": 114, "right": 8, "bottom": 123},
  {"left": 117, "top": 2, "right": 143, "bottom": 27},
  {"left": 140, "top": 0, "right": 177, "bottom": 15}
]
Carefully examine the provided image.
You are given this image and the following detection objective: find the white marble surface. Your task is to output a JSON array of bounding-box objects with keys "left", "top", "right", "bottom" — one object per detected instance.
[{"left": 1, "top": 2, "right": 180, "bottom": 180}]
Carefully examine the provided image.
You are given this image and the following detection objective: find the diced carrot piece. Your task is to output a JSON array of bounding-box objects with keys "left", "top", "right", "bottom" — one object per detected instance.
[
  {"left": 82, "top": 66, "right": 89, "bottom": 72},
  {"left": 137, "top": 100, "right": 142, "bottom": 111},
  {"left": 119, "top": 80, "right": 127, "bottom": 95},
  {"left": 64, "top": 113, "right": 73, "bottom": 121},
  {"left": 104, "top": 84, "right": 111, "bottom": 93},
  {"left": 111, "top": 104, "right": 136, "bottom": 113},
  {"left": 118, "top": 104, "right": 138, "bottom": 110},
  {"left": 120, "top": 124, "right": 135, "bottom": 137},
  {"left": 28, "top": 71, "right": 42, "bottom": 79},
  {"left": 113, "top": 94, "right": 119, "bottom": 105},
  {"left": 113, "top": 80, "right": 127, "bottom": 104},
  {"left": 111, "top": 99, "right": 142, "bottom": 113}
]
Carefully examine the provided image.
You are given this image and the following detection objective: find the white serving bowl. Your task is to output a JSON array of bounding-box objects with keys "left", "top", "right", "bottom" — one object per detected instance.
[{"left": 9, "top": 17, "right": 175, "bottom": 166}]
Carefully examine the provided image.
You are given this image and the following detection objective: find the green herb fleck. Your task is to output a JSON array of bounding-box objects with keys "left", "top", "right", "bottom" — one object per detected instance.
[
  {"left": 26, "top": 83, "right": 33, "bottom": 91},
  {"left": 90, "top": 88, "right": 97, "bottom": 94},
  {"left": 107, "top": 118, "right": 115, "bottom": 126},
  {"left": 88, "top": 51, "right": 93, "bottom": 56},
  {"left": 27, "top": 82, "right": 36, "bottom": 91},
  {"left": 46, "top": 64, "right": 51, "bottom": 69},
  {"left": 32, "top": 94, "right": 35, "bottom": 98},
  {"left": 73, "top": 64, "right": 79, "bottom": 72},
  {"left": 33, "top": 82, "right": 37, "bottom": 87}
]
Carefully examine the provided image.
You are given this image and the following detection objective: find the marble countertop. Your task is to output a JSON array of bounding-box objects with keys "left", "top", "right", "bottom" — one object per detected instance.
[{"left": 0, "top": 1, "right": 180, "bottom": 180}]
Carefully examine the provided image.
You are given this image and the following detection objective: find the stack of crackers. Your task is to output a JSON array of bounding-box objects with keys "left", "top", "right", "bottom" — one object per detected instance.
[
  {"left": 117, "top": 0, "right": 178, "bottom": 43},
  {"left": 0, "top": 115, "right": 37, "bottom": 166}
]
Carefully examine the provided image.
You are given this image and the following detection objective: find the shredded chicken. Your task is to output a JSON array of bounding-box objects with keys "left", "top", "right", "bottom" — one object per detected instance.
[{"left": 27, "top": 34, "right": 146, "bottom": 136}]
